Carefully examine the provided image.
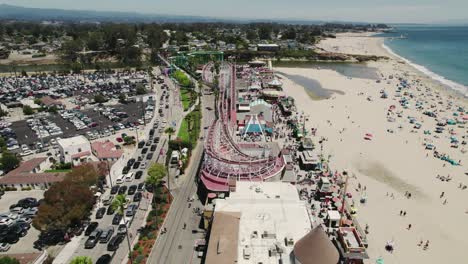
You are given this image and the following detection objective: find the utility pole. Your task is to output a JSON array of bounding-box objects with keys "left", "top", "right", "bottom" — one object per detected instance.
[{"left": 106, "top": 160, "right": 113, "bottom": 188}]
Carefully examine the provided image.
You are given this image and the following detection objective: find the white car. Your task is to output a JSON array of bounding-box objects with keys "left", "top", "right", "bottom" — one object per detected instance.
[
  {"left": 140, "top": 162, "right": 147, "bottom": 169},
  {"left": 20, "top": 150, "right": 34, "bottom": 157},
  {"left": 115, "top": 176, "right": 124, "bottom": 185},
  {"left": 0, "top": 218, "right": 13, "bottom": 227},
  {"left": 124, "top": 172, "right": 134, "bottom": 182},
  {"left": 0, "top": 243, "right": 11, "bottom": 252},
  {"left": 10, "top": 207, "right": 24, "bottom": 215}
]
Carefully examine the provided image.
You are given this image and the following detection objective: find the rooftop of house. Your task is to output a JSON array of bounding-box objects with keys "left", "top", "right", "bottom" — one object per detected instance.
[
  {"left": 0, "top": 157, "right": 66, "bottom": 185},
  {"left": 91, "top": 141, "right": 123, "bottom": 159}
]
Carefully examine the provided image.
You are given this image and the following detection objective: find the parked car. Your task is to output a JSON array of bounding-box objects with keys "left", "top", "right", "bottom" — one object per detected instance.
[
  {"left": 107, "top": 234, "right": 125, "bottom": 251},
  {"left": 102, "top": 195, "right": 114, "bottom": 206},
  {"left": 85, "top": 229, "right": 103, "bottom": 249},
  {"left": 110, "top": 185, "right": 120, "bottom": 194},
  {"left": 96, "top": 207, "right": 106, "bottom": 219},
  {"left": 85, "top": 222, "right": 99, "bottom": 236},
  {"left": 137, "top": 182, "right": 145, "bottom": 191},
  {"left": 0, "top": 242, "right": 11, "bottom": 252},
  {"left": 118, "top": 186, "right": 128, "bottom": 195},
  {"left": 150, "top": 145, "right": 157, "bottom": 152},
  {"left": 10, "top": 207, "right": 24, "bottom": 215},
  {"left": 128, "top": 185, "right": 137, "bottom": 195},
  {"left": 124, "top": 172, "right": 134, "bottom": 182},
  {"left": 17, "top": 197, "right": 38, "bottom": 208},
  {"left": 146, "top": 153, "right": 153, "bottom": 160},
  {"left": 33, "top": 229, "right": 65, "bottom": 249},
  {"left": 96, "top": 254, "right": 112, "bottom": 264},
  {"left": 132, "top": 161, "right": 141, "bottom": 169},
  {"left": 106, "top": 205, "right": 116, "bottom": 215},
  {"left": 112, "top": 214, "right": 123, "bottom": 225},
  {"left": 125, "top": 204, "right": 138, "bottom": 217},
  {"left": 22, "top": 207, "right": 38, "bottom": 217},
  {"left": 133, "top": 192, "right": 142, "bottom": 202},
  {"left": 127, "top": 158, "right": 135, "bottom": 167},
  {"left": 135, "top": 171, "right": 143, "bottom": 179},
  {"left": 99, "top": 226, "right": 114, "bottom": 243}
]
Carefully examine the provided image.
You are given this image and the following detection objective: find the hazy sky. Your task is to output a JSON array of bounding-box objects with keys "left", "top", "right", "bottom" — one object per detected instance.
[{"left": 1, "top": 0, "right": 467, "bottom": 23}]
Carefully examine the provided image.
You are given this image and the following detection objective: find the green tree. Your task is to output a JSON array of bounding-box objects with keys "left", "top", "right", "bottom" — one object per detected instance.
[
  {"left": 93, "top": 94, "right": 107, "bottom": 104},
  {"left": 123, "top": 136, "right": 135, "bottom": 145},
  {"left": 0, "top": 136, "right": 6, "bottom": 152},
  {"left": 146, "top": 163, "right": 166, "bottom": 188},
  {"left": 0, "top": 108, "right": 8, "bottom": 117},
  {"left": 0, "top": 256, "right": 20, "bottom": 264},
  {"left": 86, "top": 32, "right": 104, "bottom": 51},
  {"left": 111, "top": 194, "right": 128, "bottom": 215},
  {"left": 60, "top": 39, "right": 83, "bottom": 63},
  {"left": 0, "top": 151, "right": 20, "bottom": 172},
  {"left": 33, "top": 164, "right": 99, "bottom": 232},
  {"left": 246, "top": 29, "right": 258, "bottom": 41},
  {"left": 118, "top": 94, "right": 127, "bottom": 104},
  {"left": 70, "top": 256, "right": 92, "bottom": 264},
  {"left": 23, "top": 105, "right": 34, "bottom": 115},
  {"left": 136, "top": 86, "right": 147, "bottom": 95},
  {"left": 258, "top": 25, "right": 272, "bottom": 40}
]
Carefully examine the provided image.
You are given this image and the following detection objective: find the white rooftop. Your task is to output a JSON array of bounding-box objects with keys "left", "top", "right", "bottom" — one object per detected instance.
[
  {"left": 214, "top": 181, "right": 312, "bottom": 264},
  {"left": 57, "top": 135, "right": 89, "bottom": 148}
]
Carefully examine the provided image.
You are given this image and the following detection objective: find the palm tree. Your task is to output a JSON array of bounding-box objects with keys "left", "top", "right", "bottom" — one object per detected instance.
[
  {"left": 112, "top": 194, "right": 133, "bottom": 264},
  {"left": 146, "top": 163, "right": 166, "bottom": 189}
]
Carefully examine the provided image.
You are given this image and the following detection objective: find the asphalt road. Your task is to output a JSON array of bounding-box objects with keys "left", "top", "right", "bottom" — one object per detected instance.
[{"left": 147, "top": 89, "right": 215, "bottom": 264}]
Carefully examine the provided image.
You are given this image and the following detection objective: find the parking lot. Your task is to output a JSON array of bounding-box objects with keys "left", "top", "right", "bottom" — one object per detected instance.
[
  {"left": 9, "top": 99, "right": 152, "bottom": 148},
  {"left": 0, "top": 190, "right": 44, "bottom": 254}
]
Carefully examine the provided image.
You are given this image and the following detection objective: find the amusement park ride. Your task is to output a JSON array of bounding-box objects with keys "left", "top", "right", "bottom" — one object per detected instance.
[{"left": 199, "top": 62, "right": 285, "bottom": 192}]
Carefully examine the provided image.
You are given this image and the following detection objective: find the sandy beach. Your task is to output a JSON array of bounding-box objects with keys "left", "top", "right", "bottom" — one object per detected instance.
[{"left": 276, "top": 33, "right": 468, "bottom": 263}]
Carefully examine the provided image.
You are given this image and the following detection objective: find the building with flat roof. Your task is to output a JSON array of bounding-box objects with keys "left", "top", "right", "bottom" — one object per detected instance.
[
  {"left": 57, "top": 135, "right": 92, "bottom": 165},
  {"left": 205, "top": 182, "right": 338, "bottom": 264}
]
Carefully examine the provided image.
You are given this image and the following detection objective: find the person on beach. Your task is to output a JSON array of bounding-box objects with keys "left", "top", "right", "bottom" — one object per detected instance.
[
  {"left": 440, "top": 191, "right": 445, "bottom": 198},
  {"left": 424, "top": 240, "right": 430, "bottom": 250},
  {"left": 408, "top": 224, "right": 412, "bottom": 230}
]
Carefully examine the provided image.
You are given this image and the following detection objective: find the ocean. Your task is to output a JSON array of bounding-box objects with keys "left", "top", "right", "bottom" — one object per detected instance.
[{"left": 380, "top": 25, "right": 468, "bottom": 96}]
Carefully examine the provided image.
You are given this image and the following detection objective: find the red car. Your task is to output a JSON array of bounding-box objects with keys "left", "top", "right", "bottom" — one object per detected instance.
[{"left": 116, "top": 137, "right": 123, "bottom": 143}]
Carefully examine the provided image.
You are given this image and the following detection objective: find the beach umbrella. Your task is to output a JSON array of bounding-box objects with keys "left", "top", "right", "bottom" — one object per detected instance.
[{"left": 376, "top": 257, "right": 385, "bottom": 264}]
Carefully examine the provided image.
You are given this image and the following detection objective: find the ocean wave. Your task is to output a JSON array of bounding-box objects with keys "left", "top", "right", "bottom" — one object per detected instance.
[{"left": 382, "top": 42, "right": 468, "bottom": 97}]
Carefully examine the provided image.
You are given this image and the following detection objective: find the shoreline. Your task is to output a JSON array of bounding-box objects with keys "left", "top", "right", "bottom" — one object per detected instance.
[
  {"left": 278, "top": 32, "right": 468, "bottom": 264},
  {"left": 380, "top": 38, "right": 468, "bottom": 98}
]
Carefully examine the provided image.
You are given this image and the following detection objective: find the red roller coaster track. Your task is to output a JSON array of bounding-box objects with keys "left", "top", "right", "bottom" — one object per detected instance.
[{"left": 200, "top": 62, "right": 285, "bottom": 191}]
